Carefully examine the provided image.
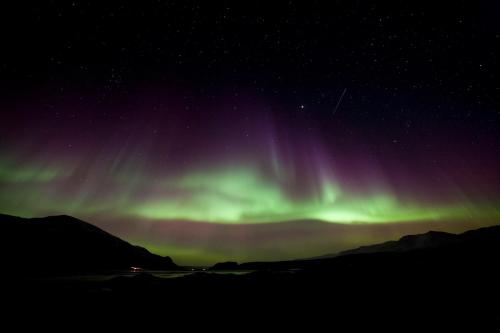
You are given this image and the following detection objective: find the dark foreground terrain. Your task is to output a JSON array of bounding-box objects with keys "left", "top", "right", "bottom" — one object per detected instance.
[
  {"left": 1, "top": 213, "right": 178, "bottom": 273},
  {"left": 2, "top": 213, "right": 500, "bottom": 329}
]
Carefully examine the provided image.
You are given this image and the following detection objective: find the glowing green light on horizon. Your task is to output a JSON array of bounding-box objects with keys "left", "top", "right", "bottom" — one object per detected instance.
[
  {"left": 125, "top": 167, "right": 500, "bottom": 224},
  {"left": 0, "top": 158, "right": 499, "bottom": 226}
]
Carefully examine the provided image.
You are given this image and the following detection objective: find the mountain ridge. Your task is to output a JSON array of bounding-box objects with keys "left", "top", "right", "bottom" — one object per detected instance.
[
  {"left": 209, "top": 223, "right": 500, "bottom": 270},
  {"left": 1, "top": 213, "right": 179, "bottom": 274}
]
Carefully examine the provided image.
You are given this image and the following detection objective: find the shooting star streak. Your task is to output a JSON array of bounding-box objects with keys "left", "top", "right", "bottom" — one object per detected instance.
[{"left": 333, "top": 88, "right": 347, "bottom": 115}]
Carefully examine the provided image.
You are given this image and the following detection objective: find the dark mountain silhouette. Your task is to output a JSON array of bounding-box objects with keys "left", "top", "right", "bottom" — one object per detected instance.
[
  {"left": 0, "top": 213, "right": 178, "bottom": 274},
  {"left": 209, "top": 261, "right": 239, "bottom": 270},
  {"left": 314, "top": 229, "right": 459, "bottom": 259},
  {"left": 320, "top": 225, "right": 500, "bottom": 258},
  {"left": 209, "top": 224, "right": 500, "bottom": 271}
]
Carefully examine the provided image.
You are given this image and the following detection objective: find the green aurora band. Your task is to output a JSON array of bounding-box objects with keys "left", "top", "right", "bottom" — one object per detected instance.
[
  {"left": 0, "top": 108, "right": 499, "bottom": 265},
  {"left": 1, "top": 155, "right": 499, "bottom": 225}
]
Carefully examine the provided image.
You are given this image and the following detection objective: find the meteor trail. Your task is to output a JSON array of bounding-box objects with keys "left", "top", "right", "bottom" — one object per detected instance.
[{"left": 333, "top": 88, "right": 347, "bottom": 115}]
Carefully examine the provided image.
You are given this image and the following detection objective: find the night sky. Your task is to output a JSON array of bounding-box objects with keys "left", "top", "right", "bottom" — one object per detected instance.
[{"left": 1, "top": 1, "right": 499, "bottom": 265}]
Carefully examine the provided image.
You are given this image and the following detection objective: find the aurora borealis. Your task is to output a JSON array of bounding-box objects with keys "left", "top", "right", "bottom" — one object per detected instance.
[
  {"left": 1, "top": 90, "right": 499, "bottom": 265},
  {"left": 1, "top": 1, "right": 499, "bottom": 265}
]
